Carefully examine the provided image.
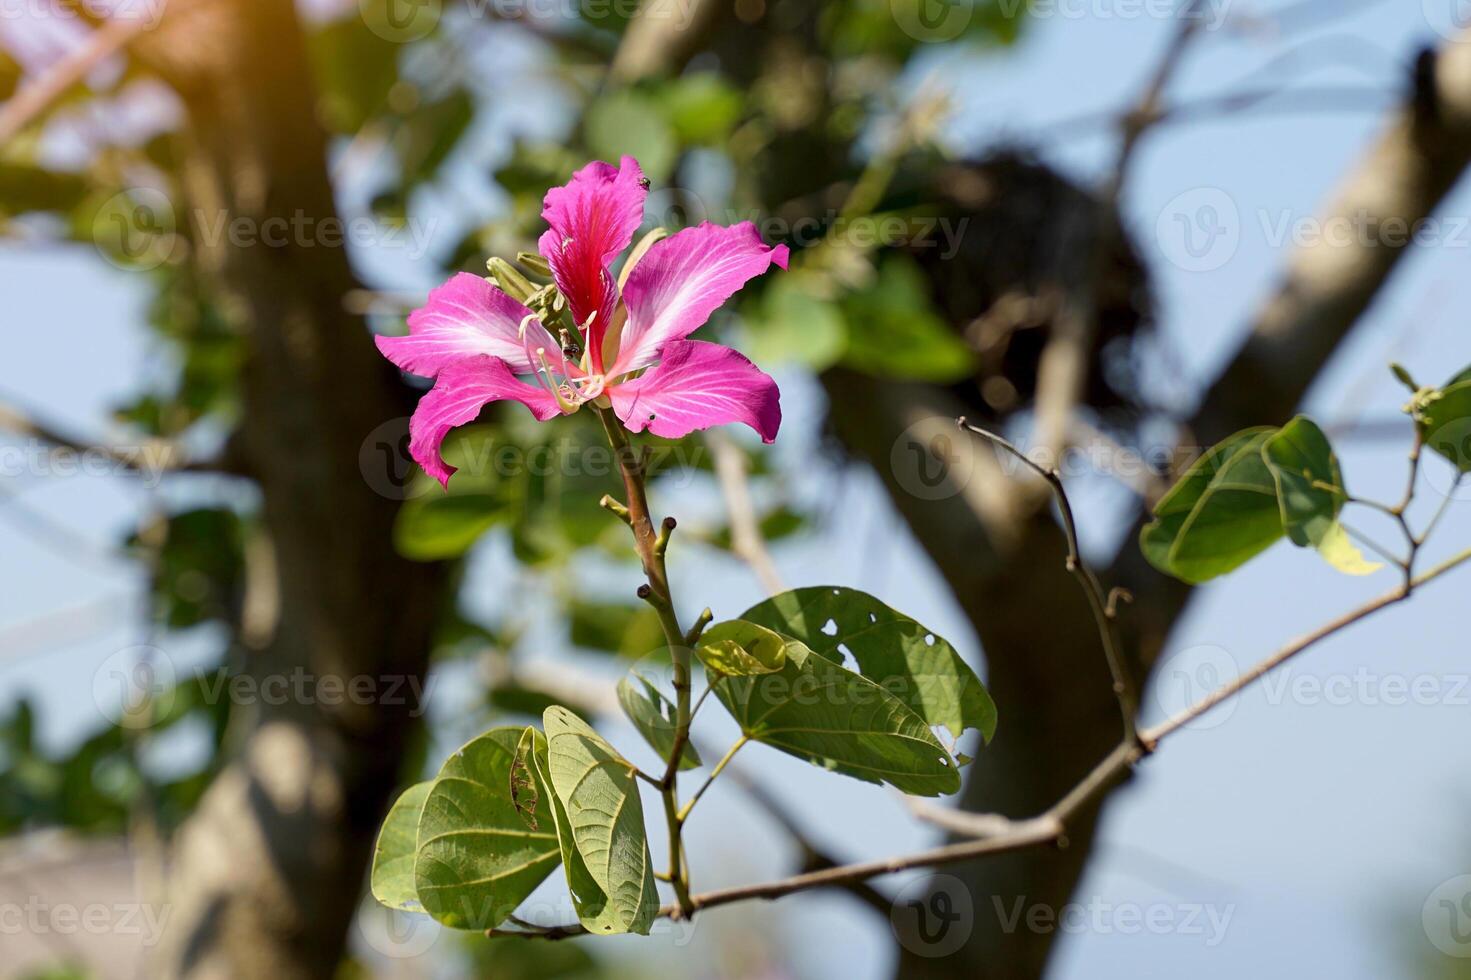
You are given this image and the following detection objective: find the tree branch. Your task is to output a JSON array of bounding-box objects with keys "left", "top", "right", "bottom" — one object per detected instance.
[{"left": 503, "top": 540, "right": 1471, "bottom": 937}]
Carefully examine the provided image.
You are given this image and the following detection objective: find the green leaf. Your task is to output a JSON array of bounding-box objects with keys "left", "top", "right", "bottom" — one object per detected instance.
[
  {"left": 696, "top": 620, "right": 795, "bottom": 677},
  {"left": 394, "top": 494, "right": 503, "bottom": 561},
  {"left": 569, "top": 599, "right": 666, "bottom": 657},
  {"left": 542, "top": 707, "right": 659, "bottom": 934},
  {"left": 509, "top": 727, "right": 542, "bottom": 831},
  {"left": 371, "top": 781, "right": 432, "bottom": 912},
  {"left": 585, "top": 91, "right": 677, "bottom": 184},
  {"left": 710, "top": 637, "right": 961, "bottom": 796},
  {"left": 414, "top": 728, "right": 561, "bottom": 929},
  {"left": 840, "top": 254, "right": 975, "bottom": 383},
  {"left": 1417, "top": 372, "right": 1471, "bottom": 474},
  {"left": 616, "top": 671, "right": 702, "bottom": 770},
  {"left": 658, "top": 74, "right": 744, "bottom": 145},
  {"left": 521, "top": 725, "right": 644, "bottom": 935},
  {"left": 1262, "top": 417, "right": 1380, "bottom": 575},
  {"left": 1140, "top": 428, "right": 1285, "bottom": 584},
  {"left": 743, "top": 274, "right": 847, "bottom": 371},
  {"left": 738, "top": 587, "right": 996, "bottom": 744}
]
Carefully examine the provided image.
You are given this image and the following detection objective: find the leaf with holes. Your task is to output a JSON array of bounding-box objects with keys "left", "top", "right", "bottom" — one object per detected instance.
[
  {"left": 710, "top": 635, "right": 961, "bottom": 796},
  {"left": 737, "top": 587, "right": 995, "bottom": 744},
  {"left": 1141, "top": 428, "right": 1285, "bottom": 584},
  {"left": 370, "top": 781, "right": 432, "bottom": 912},
  {"left": 616, "top": 671, "right": 701, "bottom": 771},
  {"left": 1262, "top": 416, "right": 1379, "bottom": 575},
  {"left": 696, "top": 620, "right": 795, "bottom": 677},
  {"left": 414, "top": 728, "right": 561, "bottom": 929},
  {"left": 542, "top": 707, "right": 659, "bottom": 935}
]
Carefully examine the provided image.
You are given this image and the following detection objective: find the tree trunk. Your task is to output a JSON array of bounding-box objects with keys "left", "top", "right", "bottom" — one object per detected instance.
[{"left": 149, "top": 2, "right": 446, "bottom": 975}]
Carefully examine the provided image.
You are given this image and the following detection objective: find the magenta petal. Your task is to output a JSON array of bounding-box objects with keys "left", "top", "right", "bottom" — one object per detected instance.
[
  {"left": 409, "top": 357, "right": 563, "bottom": 487},
  {"left": 610, "top": 222, "right": 789, "bottom": 376},
  {"left": 538, "top": 156, "right": 647, "bottom": 367},
  {"left": 609, "top": 340, "right": 781, "bottom": 444},
  {"left": 377, "top": 273, "right": 560, "bottom": 378}
]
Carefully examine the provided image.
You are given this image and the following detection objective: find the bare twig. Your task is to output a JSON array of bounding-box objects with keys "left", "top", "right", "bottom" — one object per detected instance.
[{"left": 958, "top": 418, "right": 1141, "bottom": 744}]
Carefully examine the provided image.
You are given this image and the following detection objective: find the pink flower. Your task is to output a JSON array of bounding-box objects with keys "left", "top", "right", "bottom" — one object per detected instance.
[{"left": 378, "top": 156, "right": 789, "bottom": 487}]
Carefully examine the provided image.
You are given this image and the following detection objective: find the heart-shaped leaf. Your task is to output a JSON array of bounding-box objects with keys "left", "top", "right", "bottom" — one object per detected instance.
[
  {"left": 370, "top": 781, "right": 432, "bottom": 912},
  {"left": 1141, "top": 428, "right": 1284, "bottom": 583},
  {"left": 710, "top": 636, "right": 961, "bottom": 796},
  {"left": 737, "top": 587, "right": 995, "bottom": 744},
  {"left": 696, "top": 620, "right": 794, "bottom": 677},
  {"left": 542, "top": 707, "right": 659, "bottom": 935},
  {"left": 414, "top": 728, "right": 561, "bottom": 929},
  {"left": 616, "top": 671, "right": 701, "bottom": 771}
]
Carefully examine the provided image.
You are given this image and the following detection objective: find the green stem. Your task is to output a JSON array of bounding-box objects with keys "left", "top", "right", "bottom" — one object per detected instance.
[
  {"left": 596, "top": 406, "right": 695, "bottom": 916},
  {"left": 677, "top": 736, "right": 748, "bottom": 824}
]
